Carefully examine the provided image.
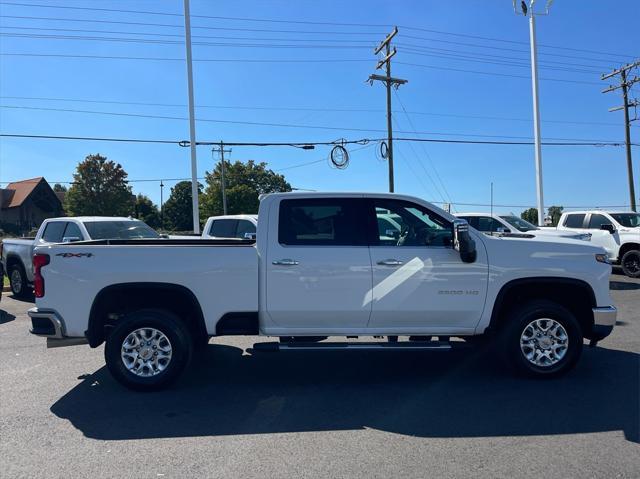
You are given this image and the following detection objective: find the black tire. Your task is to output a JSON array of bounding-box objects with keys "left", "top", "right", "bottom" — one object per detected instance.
[
  {"left": 8, "top": 263, "right": 29, "bottom": 298},
  {"left": 620, "top": 249, "right": 640, "bottom": 278},
  {"left": 501, "top": 300, "right": 583, "bottom": 378},
  {"left": 104, "top": 309, "right": 193, "bottom": 391}
]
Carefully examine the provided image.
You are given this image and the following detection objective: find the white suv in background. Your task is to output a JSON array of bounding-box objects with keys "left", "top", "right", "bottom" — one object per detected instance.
[
  {"left": 557, "top": 211, "right": 640, "bottom": 277},
  {"left": 455, "top": 213, "right": 590, "bottom": 241}
]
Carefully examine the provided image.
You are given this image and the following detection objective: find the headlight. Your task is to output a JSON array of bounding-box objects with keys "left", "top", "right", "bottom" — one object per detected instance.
[{"left": 595, "top": 253, "right": 610, "bottom": 264}]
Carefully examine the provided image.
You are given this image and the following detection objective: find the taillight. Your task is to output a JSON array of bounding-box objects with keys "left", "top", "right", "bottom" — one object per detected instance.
[{"left": 33, "top": 253, "right": 50, "bottom": 298}]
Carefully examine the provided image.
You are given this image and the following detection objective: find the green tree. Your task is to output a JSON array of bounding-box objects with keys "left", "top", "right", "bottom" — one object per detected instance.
[
  {"left": 53, "top": 183, "right": 67, "bottom": 192},
  {"left": 65, "top": 154, "right": 133, "bottom": 216},
  {"left": 133, "top": 194, "right": 161, "bottom": 229},
  {"left": 521, "top": 208, "right": 538, "bottom": 225},
  {"left": 547, "top": 206, "right": 564, "bottom": 226},
  {"left": 201, "top": 160, "right": 291, "bottom": 219},
  {"left": 163, "top": 181, "right": 202, "bottom": 231}
]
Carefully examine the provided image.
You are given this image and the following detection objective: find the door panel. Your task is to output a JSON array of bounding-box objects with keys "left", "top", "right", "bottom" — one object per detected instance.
[
  {"left": 367, "top": 199, "right": 488, "bottom": 331},
  {"left": 265, "top": 198, "right": 372, "bottom": 331}
]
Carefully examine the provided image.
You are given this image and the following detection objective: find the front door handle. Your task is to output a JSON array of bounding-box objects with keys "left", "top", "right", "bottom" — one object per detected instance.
[
  {"left": 377, "top": 259, "right": 404, "bottom": 266},
  {"left": 272, "top": 259, "right": 299, "bottom": 266}
]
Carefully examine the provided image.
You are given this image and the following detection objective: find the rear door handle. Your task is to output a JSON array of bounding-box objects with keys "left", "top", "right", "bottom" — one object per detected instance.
[
  {"left": 377, "top": 259, "right": 403, "bottom": 266},
  {"left": 272, "top": 259, "right": 299, "bottom": 266}
]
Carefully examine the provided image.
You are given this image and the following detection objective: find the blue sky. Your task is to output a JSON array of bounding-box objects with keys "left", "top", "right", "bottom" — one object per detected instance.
[{"left": 0, "top": 0, "right": 638, "bottom": 215}]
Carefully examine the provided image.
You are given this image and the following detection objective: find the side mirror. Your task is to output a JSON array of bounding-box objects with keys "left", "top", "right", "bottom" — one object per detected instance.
[
  {"left": 600, "top": 223, "right": 616, "bottom": 234},
  {"left": 160, "top": 234, "right": 170, "bottom": 238},
  {"left": 496, "top": 227, "right": 509, "bottom": 234},
  {"left": 244, "top": 232, "right": 257, "bottom": 240},
  {"left": 62, "top": 236, "right": 81, "bottom": 243},
  {"left": 453, "top": 220, "right": 477, "bottom": 263}
]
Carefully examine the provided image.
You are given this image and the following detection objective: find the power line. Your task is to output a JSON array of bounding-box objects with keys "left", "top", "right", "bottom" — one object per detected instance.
[
  {"left": 2, "top": 104, "right": 628, "bottom": 142},
  {"left": 0, "top": 95, "right": 626, "bottom": 127},
  {"left": 1, "top": 133, "right": 635, "bottom": 147},
  {"left": 0, "top": 2, "right": 636, "bottom": 59}
]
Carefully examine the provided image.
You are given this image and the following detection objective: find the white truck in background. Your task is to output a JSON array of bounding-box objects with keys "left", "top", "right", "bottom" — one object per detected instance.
[
  {"left": 557, "top": 210, "right": 640, "bottom": 277},
  {"left": 454, "top": 212, "right": 590, "bottom": 241},
  {"left": 201, "top": 214, "right": 258, "bottom": 239},
  {"left": 2, "top": 217, "right": 160, "bottom": 297},
  {"left": 28, "top": 192, "right": 616, "bottom": 391}
]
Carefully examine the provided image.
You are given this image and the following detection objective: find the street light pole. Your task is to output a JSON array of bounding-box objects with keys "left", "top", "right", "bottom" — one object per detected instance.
[
  {"left": 183, "top": 0, "right": 200, "bottom": 233},
  {"left": 514, "top": 0, "right": 553, "bottom": 226},
  {"left": 528, "top": 9, "right": 544, "bottom": 226}
]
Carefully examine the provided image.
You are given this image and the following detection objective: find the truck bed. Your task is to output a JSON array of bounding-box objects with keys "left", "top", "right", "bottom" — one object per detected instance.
[{"left": 35, "top": 239, "right": 259, "bottom": 337}]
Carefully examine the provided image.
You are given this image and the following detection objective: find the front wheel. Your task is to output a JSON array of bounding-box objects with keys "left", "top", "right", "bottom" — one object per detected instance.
[
  {"left": 502, "top": 300, "right": 583, "bottom": 378},
  {"left": 620, "top": 249, "right": 640, "bottom": 278},
  {"left": 104, "top": 309, "right": 193, "bottom": 391}
]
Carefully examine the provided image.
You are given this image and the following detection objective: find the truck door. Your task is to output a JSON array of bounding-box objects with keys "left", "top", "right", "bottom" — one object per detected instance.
[
  {"left": 366, "top": 198, "right": 488, "bottom": 333},
  {"left": 265, "top": 197, "right": 372, "bottom": 331}
]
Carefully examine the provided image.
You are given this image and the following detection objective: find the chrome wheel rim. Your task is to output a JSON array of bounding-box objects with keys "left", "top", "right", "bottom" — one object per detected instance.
[
  {"left": 121, "top": 328, "right": 172, "bottom": 377},
  {"left": 10, "top": 269, "right": 22, "bottom": 293},
  {"left": 520, "top": 318, "right": 568, "bottom": 367}
]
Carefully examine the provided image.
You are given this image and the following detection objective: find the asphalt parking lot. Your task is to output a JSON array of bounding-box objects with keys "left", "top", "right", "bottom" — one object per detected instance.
[{"left": 1, "top": 272, "right": 638, "bottom": 478}]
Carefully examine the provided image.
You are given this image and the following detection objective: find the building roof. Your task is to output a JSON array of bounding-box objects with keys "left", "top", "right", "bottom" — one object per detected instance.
[{"left": 2, "top": 177, "right": 45, "bottom": 208}]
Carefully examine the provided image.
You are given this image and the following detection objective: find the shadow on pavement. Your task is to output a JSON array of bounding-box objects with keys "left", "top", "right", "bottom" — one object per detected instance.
[
  {"left": 51, "top": 344, "right": 639, "bottom": 443},
  {"left": 610, "top": 281, "right": 640, "bottom": 291},
  {"left": 0, "top": 311, "right": 16, "bottom": 324}
]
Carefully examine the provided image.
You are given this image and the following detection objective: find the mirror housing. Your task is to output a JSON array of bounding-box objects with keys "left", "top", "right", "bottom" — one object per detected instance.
[
  {"left": 600, "top": 223, "right": 616, "bottom": 234},
  {"left": 453, "top": 220, "right": 477, "bottom": 263},
  {"left": 62, "top": 236, "right": 81, "bottom": 243},
  {"left": 244, "top": 232, "right": 257, "bottom": 240}
]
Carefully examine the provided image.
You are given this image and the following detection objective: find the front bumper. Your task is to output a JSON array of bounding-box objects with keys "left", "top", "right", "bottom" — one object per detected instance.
[{"left": 591, "top": 305, "right": 617, "bottom": 340}]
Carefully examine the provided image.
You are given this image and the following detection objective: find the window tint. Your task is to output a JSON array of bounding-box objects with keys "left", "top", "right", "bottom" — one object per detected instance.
[
  {"left": 477, "top": 216, "right": 505, "bottom": 233},
  {"left": 63, "top": 222, "right": 83, "bottom": 241},
  {"left": 610, "top": 213, "right": 640, "bottom": 228},
  {"left": 209, "top": 219, "right": 237, "bottom": 238},
  {"left": 235, "top": 220, "right": 256, "bottom": 239},
  {"left": 588, "top": 214, "right": 611, "bottom": 229},
  {"left": 83, "top": 221, "right": 159, "bottom": 239},
  {"left": 372, "top": 199, "right": 453, "bottom": 247},
  {"left": 458, "top": 216, "right": 478, "bottom": 229},
  {"left": 42, "top": 221, "right": 66, "bottom": 243},
  {"left": 564, "top": 214, "right": 586, "bottom": 228},
  {"left": 279, "top": 198, "right": 367, "bottom": 246}
]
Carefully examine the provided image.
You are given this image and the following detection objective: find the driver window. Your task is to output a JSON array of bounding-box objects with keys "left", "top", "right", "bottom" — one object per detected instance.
[{"left": 373, "top": 200, "right": 453, "bottom": 247}]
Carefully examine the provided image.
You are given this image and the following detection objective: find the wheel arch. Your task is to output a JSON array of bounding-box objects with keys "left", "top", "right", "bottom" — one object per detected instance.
[
  {"left": 87, "top": 282, "right": 207, "bottom": 348},
  {"left": 619, "top": 242, "right": 640, "bottom": 258},
  {"left": 488, "top": 277, "right": 597, "bottom": 338}
]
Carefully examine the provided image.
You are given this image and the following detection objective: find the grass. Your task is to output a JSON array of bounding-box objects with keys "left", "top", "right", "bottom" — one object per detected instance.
[{"left": 3, "top": 275, "right": 8, "bottom": 288}]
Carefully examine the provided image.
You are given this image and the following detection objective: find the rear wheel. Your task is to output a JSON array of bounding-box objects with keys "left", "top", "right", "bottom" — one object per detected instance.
[
  {"left": 502, "top": 300, "right": 582, "bottom": 378},
  {"left": 8, "top": 263, "right": 29, "bottom": 298},
  {"left": 104, "top": 309, "right": 192, "bottom": 391},
  {"left": 620, "top": 249, "right": 640, "bottom": 278}
]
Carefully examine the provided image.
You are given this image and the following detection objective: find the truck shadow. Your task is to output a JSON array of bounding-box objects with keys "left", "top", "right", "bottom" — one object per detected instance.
[{"left": 50, "top": 345, "right": 639, "bottom": 443}]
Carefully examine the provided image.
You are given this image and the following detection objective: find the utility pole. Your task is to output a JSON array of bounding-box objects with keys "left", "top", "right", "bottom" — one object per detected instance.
[
  {"left": 183, "top": 0, "right": 200, "bottom": 233},
  {"left": 212, "top": 143, "right": 232, "bottom": 215},
  {"left": 602, "top": 60, "right": 639, "bottom": 212},
  {"left": 514, "top": 0, "right": 554, "bottom": 226},
  {"left": 160, "top": 180, "right": 164, "bottom": 229},
  {"left": 368, "top": 26, "right": 407, "bottom": 193}
]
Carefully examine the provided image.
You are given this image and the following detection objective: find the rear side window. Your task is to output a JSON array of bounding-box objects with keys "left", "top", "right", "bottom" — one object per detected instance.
[
  {"left": 209, "top": 219, "right": 237, "bottom": 238},
  {"left": 588, "top": 214, "right": 611, "bottom": 229},
  {"left": 564, "top": 214, "right": 585, "bottom": 228},
  {"left": 63, "top": 222, "right": 83, "bottom": 241},
  {"left": 41, "top": 222, "right": 66, "bottom": 243},
  {"left": 458, "top": 216, "right": 478, "bottom": 229},
  {"left": 236, "top": 220, "right": 256, "bottom": 239},
  {"left": 279, "top": 198, "right": 367, "bottom": 246},
  {"left": 477, "top": 216, "right": 504, "bottom": 233}
]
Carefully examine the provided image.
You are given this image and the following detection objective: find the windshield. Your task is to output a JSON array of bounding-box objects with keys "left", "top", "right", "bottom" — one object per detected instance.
[
  {"left": 83, "top": 220, "right": 160, "bottom": 239},
  {"left": 499, "top": 215, "right": 538, "bottom": 232},
  {"left": 610, "top": 213, "right": 640, "bottom": 228}
]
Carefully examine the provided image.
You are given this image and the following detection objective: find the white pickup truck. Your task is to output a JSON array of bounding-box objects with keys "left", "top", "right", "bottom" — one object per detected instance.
[
  {"left": 2, "top": 217, "right": 160, "bottom": 297},
  {"left": 201, "top": 214, "right": 258, "bottom": 239},
  {"left": 28, "top": 192, "right": 616, "bottom": 391},
  {"left": 557, "top": 210, "right": 640, "bottom": 277}
]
